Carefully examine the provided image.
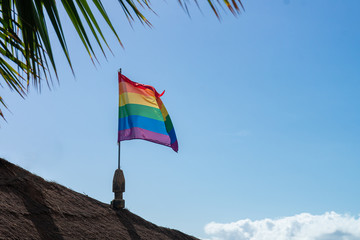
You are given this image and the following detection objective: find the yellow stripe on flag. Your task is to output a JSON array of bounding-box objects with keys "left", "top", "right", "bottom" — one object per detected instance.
[{"left": 119, "top": 92, "right": 159, "bottom": 108}]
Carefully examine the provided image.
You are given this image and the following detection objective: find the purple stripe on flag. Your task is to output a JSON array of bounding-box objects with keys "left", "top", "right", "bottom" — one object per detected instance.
[
  {"left": 171, "top": 140, "right": 179, "bottom": 153},
  {"left": 119, "top": 127, "right": 171, "bottom": 147}
]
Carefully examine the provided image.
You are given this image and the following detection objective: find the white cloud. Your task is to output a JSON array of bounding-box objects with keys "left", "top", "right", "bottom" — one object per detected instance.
[{"left": 204, "top": 212, "right": 360, "bottom": 240}]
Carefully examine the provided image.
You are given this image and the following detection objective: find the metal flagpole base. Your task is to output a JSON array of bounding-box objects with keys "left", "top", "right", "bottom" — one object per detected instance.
[
  {"left": 111, "top": 199, "right": 125, "bottom": 209},
  {"left": 111, "top": 168, "right": 125, "bottom": 209}
]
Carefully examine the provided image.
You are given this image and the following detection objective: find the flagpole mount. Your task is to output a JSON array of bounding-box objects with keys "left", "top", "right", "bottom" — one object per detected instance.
[{"left": 111, "top": 168, "right": 125, "bottom": 209}]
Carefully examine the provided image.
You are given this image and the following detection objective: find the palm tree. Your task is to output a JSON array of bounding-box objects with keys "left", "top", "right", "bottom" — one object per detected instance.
[{"left": 0, "top": 0, "right": 243, "bottom": 118}]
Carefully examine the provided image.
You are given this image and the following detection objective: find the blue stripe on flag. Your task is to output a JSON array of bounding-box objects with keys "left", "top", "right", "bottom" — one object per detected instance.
[
  {"left": 168, "top": 127, "right": 177, "bottom": 144},
  {"left": 119, "top": 115, "right": 168, "bottom": 135}
]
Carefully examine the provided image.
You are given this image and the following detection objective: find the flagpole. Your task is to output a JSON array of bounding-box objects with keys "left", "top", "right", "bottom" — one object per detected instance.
[
  {"left": 112, "top": 68, "right": 125, "bottom": 210},
  {"left": 118, "top": 68, "right": 122, "bottom": 170},
  {"left": 118, "top": 142, "right": 120, "bottom": 170}
]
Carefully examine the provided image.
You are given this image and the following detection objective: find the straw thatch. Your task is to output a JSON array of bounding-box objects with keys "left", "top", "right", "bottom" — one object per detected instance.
[{"left": 0, "top": 158, "right": 198, "bottom": 240}]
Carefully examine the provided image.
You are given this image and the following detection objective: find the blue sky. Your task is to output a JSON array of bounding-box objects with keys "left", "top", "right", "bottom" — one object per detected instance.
[{"left": 1, "top": 1, "right": 360, "bottom": 239}]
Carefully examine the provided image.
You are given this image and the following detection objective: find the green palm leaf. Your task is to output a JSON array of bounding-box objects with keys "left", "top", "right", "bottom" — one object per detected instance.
[{"left": 0, "top": 0, "right": 243, "bottom": 119}]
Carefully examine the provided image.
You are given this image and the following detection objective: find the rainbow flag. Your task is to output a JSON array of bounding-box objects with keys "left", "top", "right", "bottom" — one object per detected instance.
[{"left": 118, "top": 73, "right": 178, "bottom": 152}]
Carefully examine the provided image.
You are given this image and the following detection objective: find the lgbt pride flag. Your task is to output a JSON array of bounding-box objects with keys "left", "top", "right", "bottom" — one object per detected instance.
[{"left": 118, "top": 72, "right": 178, "bottom": 152}]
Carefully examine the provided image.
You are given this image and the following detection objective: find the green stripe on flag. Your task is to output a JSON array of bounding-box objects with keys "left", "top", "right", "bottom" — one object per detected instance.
[
  {"left": 119, "top": 104, "right": 164, "bottom": 121},
  {"left": 164, "top": 115, "right": 174, "bottom": 132}
]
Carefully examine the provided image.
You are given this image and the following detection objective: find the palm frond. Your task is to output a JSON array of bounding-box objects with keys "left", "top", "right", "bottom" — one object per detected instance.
[
  {"left": 178, "top": 0, "right": 244, "bottom": 17},
  {"left": 0, "top": 0, "right": 125, "bottom": 118},
  {"left": 0, "top": 0, "right": 244, "bottom": 119}
]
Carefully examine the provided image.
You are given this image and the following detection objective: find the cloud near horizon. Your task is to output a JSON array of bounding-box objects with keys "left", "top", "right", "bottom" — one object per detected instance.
[{"left": 204, "top": 212, "right": 360, "bottom": 240}]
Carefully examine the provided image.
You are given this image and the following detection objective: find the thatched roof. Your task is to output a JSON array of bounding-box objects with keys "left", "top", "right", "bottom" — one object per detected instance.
[{"left": 0, "top": 158, "right": 198, "bottom": 240}]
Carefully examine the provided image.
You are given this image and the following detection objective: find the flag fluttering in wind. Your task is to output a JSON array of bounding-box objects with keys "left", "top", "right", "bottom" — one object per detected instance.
[{"left": 118, "top": 73, "right": 178, "bottom": 152}]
